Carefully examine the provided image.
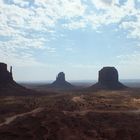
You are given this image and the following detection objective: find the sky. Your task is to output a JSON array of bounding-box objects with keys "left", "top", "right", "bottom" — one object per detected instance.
[{"left": 0, "top": 0, "right": 140, "bottom": 81}]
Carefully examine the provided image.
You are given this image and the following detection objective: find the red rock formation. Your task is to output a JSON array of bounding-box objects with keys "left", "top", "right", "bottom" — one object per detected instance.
[
  {"left": 49, "top": 72, "right": 74, "bottom": 89},
  {"left": 0, "top": 63, "right": 13, "bottom": 84},
  {"left": 90, "top": 67, "right": 127, "bottom": 90},
  {"left": 56, "top": 72, "right": 65, "bottom": 82},
  {"left": 99, "top": 67, "right": 118, "bottom": 84}
]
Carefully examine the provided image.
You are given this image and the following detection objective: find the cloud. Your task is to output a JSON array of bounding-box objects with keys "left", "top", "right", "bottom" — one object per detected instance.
[
  {"left": 62, "top": 0, "right": 139, "bottom": 35},
  {"left": 0, "top": 0, "right": 87, "bottom": 66},
  {"left": 120, "top": 15, "right": 140, "bottom": 39},
  {"left": 0, "top": 0, "right": 140, "bottom": 67},
  {"left": 0, "top": 46, "right": 43, "bottom": 67},
  {"left": 91, "top": 0, "right": 115, "bottom": 9}
]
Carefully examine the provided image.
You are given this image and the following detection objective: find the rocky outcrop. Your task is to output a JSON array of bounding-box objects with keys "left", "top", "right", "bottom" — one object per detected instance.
[
  {"left": 49, "top": 72, "right": 74, "bottom": 89},
  {"left": 90, "top": 67, "right": 126, "bottom": 90},
  {"left": 0, "top": 63, "right": 63, "bottom": 96},
  {"left": 0, "top": 63, "right": 13, "bottom": 85},
  {"left": 56, "top": 72, "right": 65, "bottom": 83},
  {"left": 99, "top": 67, "right": 118, "bottom": 84},
  {"left": 0, "top": 62, "right": 33, "bottom": 96}
]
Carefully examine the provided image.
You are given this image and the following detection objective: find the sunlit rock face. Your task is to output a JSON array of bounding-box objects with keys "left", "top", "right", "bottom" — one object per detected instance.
[
  {"left": 50, "top": 72, "right": 74, "bottom": 89},
  {"left": 0, "top": 63, "right": 13, "bottom": 84},
  {"left": 90, "top": 67, "right": 127, "bottom": 90}
]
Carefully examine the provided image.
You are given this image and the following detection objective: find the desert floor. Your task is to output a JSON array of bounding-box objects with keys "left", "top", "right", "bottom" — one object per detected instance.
[{"left": 0, "top": 88, "right": 140, "bottom": 140}]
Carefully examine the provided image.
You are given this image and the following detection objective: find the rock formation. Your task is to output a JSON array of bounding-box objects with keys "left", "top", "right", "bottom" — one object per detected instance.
[
  {"left": 0, "top": 62, "right": 56, "bottom": 95},
  {"left": 56, "top": 72, "right": 65, "bottom": 82},
  {"left": 0, "top": 63, "right": 13, "bottom": 85},
  {"left": 49, "top": 72, "right": 74, "bottom": 89},
  {"left": 0, "top": 62, "right": 31, "bottom": 95},
  {"left": 90, "top": 67, "right": 126, "bottom": 90}
]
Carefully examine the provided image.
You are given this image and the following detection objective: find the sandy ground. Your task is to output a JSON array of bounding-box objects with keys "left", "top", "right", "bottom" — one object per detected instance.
[{"left": 0, "top": 89, "right": 140, "bottom": 140}]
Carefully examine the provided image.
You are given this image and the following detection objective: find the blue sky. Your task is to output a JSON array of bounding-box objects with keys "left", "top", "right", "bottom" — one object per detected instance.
[{"left": 0, "top": 0, "right": 140, "bottom": 81}]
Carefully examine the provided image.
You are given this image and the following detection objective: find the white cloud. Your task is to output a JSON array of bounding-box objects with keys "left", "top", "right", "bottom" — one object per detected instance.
[
  {"left": 63, "top": 19, "right": 86, "bottom": 29},
  {"left": 0, "top": 0, "right": 140, "bottom": 68},
  {"left": 120, "top": 14, "right": 140, "bottom": 39},
  {"left": 91, "top": 0, "right": 114, "bottom": 9},
  {"left": 62, "top": 0, "right": 139, "bottom": 33},
  {"left": 0, "top": 46, "right": 43, "bottom": 67},
  {"left": 0, "top": 0, "right": 87, "bottom": 66}
]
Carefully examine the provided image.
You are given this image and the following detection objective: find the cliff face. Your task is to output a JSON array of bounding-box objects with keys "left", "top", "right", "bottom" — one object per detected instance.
[
  {"left": 0, "top": 63, "right": 13, "bottom": 84},
  {"left": 49, "top": 72, "right": 74, "bottom": 89},
  {"left": 56, "top": 72, "right": 66, "bottom": 83},
  {"left": 99, "top": 67, "right": 118, "bottom": 84},
  {"left": 90, "top": 67, "right": 127, "bottom": 90},
  {"left": 0, "top": 62, "right": 39, "bottom": 96}
]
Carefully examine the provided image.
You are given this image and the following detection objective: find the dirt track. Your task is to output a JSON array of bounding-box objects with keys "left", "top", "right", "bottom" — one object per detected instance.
[{"left": 0, "top": 107, "right": 44, "bottom": 127}]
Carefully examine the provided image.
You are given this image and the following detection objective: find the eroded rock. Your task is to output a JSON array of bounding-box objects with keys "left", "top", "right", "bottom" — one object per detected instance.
[
  {"left": 90, "top": 67, "right": 127, "bottom": 90},
  {"left": 50, "top": 72, "right": 74, "bottom": 89},
  {"left": 0, "top": 63, "right": 13, "bottom": 84}
]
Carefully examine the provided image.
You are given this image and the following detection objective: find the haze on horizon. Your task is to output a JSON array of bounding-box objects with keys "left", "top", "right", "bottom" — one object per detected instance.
[{"left": 0, "top": 0, "right": 140, "bottom": 81}]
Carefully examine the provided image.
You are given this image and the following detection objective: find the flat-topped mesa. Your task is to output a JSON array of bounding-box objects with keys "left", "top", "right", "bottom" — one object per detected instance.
[
  {"left": 90, "top": 67, "right": 127, "bottom": 90},
  {"left": 0, "top": 63, "right": 13, "bottom": 84},
  {"left": 49, "top": 72, "right": 74, "bottom": 89},
  {"left": 99, "top": 67, "right": 119, "bottom": 84}
]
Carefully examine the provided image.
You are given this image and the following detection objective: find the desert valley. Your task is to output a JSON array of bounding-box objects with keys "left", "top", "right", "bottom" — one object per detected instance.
[
  {"left": 1, "top": 0, "right": 140, "bottom": 139},
  {"left": 0, "top": 62, "right": 140, "bottom": 140}
]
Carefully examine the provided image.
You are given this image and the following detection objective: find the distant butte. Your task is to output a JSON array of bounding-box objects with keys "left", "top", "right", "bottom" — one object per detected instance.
[
  {"left": 90, "top": 67, "right": 127, "bottom": 90},
  {"left": 49, "top": 72, "right": 74, "bottom": 89}
]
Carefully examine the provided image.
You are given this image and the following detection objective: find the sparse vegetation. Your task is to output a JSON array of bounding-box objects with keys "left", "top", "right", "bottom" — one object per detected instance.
[{"left": 0, "top": 89, "right": 140, "bottom": 139}]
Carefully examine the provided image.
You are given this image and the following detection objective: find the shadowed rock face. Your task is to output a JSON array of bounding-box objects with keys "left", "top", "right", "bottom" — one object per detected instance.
[
  {"left": 0, "top": 62, "right": 39, "bottom": 96},
  {"left": 50, "top": 72, "right": 74, "bottom": 89},
  {"left": 90, "top": 67, "right": 127, "bottom": 90},
  {"left": 99, "top": 67, "right": 118, "bottom": 84},
  {"left": 56, "top": 72, "right": 65, "bottom": 82},
  {"left": 0, "top": 63, "right": 13, "bottom": 84}
]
